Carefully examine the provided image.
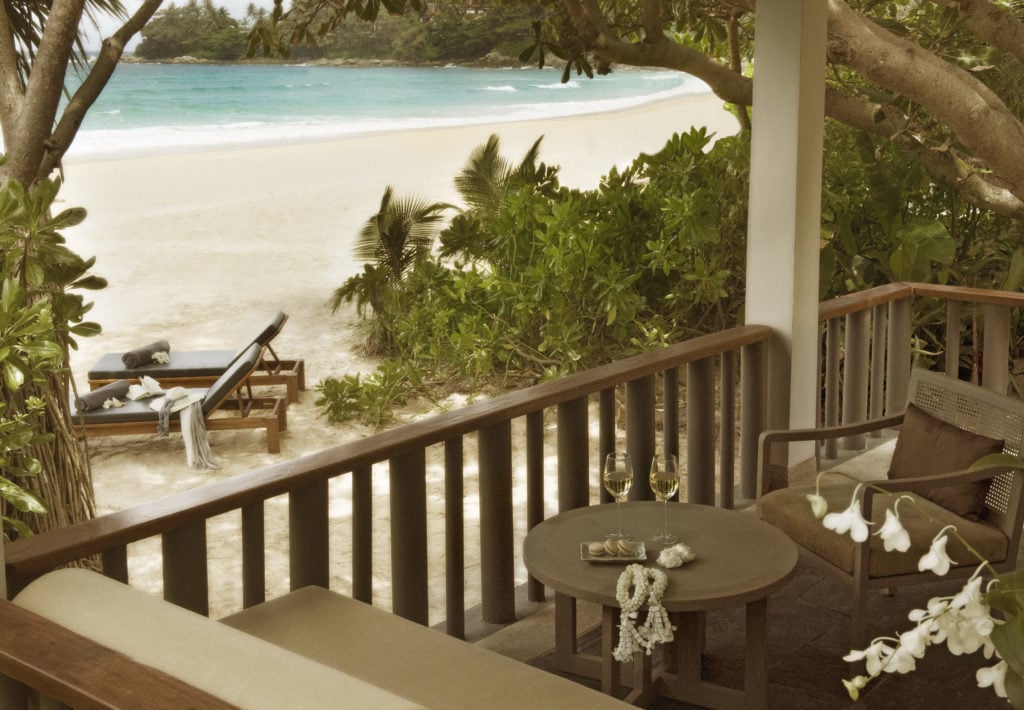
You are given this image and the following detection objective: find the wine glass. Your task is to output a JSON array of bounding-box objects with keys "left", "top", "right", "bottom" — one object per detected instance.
[
  {"left": 602, "top": 452, "right": 633, "bottom": 540},
  {"left": 649, "top": 453, "right": 679, "bottom": 544}
]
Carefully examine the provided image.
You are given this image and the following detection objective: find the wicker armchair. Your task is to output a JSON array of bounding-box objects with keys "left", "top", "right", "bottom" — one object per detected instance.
[{"left": 757, "top": 368, "right": 1024, "bottom": 647}]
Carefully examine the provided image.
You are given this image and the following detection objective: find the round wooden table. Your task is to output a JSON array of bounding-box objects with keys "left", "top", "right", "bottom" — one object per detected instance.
[{"left": 523, "top": 502, "right": 798, "bottom": 708}]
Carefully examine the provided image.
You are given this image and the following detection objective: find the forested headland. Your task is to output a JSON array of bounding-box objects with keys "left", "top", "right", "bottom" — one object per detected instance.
[{"left": 133, "top": 1, "right": 538, "bottom": 63}]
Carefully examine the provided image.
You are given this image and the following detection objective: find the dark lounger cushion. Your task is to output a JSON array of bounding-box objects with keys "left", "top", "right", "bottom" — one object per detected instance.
[
  {"left": 90, "top": 350, "right": 236, "bottom": 380},
  {"left": 888, "top": 403, "right": 1005, "bottom": 519}
]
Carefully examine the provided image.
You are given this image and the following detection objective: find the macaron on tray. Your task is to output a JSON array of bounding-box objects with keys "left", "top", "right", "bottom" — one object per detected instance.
[{"left": 580, "top": 539, "right": 647, "bottom": 563}]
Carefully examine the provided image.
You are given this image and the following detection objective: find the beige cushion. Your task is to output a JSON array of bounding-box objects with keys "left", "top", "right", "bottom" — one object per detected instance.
[
  {"left": 758, "top": 483, "right": 1008, "bottom": 577},
  {"left": 888, "top": 403, "right": 1004, "bottom": 519},
  {"left": 222, "top": 586, "right": 629, "bottom": 709},
  {"left": 13, "top": 569, "right": 421, "bottom": 710}
]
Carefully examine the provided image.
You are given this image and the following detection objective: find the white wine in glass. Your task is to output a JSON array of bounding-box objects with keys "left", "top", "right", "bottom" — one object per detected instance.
[
  {"left": 602, "top": 452, "right": 633, "bottom": 540},
  {"left": 650, "top": 453, "right": 679, "bottom": 544}
]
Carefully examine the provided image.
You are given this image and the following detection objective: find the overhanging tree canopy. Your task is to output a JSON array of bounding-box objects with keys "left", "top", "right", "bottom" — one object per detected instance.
[{"left": 264, "top": 0, "right": 1024, "bottom": 220}]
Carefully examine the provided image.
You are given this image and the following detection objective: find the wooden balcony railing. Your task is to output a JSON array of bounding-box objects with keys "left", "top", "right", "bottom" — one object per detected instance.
[
  {"left": 817, "top": 282, "right": 1024, "bottom": 458},
  {"left": 5, "top": 325, "right": 772, "bottom": 638}
]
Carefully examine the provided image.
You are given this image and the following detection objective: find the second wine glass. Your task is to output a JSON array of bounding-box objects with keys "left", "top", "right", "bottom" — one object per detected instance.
[
  {"left": 602, "top": 452, "right": 633, "bottom": 540},
  {"left": 649, "top": 453, "right": 679, "bottom": 544}
]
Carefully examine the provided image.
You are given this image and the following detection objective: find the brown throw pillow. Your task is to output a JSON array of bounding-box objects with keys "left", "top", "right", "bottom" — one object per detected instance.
[{"left": 888, "top": 403, "right": 1004, "bottom": 519}]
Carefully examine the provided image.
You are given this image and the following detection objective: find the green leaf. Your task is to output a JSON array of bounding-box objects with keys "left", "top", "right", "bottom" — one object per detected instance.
[
  {"left": 1, "top": 515, "right": 34, "bottom": 538},
  {"left": 991, "top": 613, "right": 1024, "bottom": 679},
  {"left": 0, "top": 478, "right": 46, "bottom": 514},
  {"left": 3, "top": 360, "right": 25, "bottom": 390}
]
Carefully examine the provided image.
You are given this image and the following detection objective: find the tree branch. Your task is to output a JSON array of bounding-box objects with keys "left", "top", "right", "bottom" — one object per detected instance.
[
  {"left": 0, "top": 1, "right": 23, "bottom": 146},
  {"left": 5, "top": 0, "right": 85, "bottom": 184},
  {"left": 38, "top": 0, "right": 165, "bottom": 178},
  {"left": 827, "top": 0, "right": 1024, "bottom": 201},
  {"left": 942, "top": 0, "right": 1024, "bottom": 65},
  {"left": 824, "top": 86, "right": 1024, "bottom": 219}
]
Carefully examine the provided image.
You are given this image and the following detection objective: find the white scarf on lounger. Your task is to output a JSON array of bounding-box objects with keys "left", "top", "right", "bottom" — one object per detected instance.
[{"left": 180, "top": 401, "right": 217, "bottom": 470}]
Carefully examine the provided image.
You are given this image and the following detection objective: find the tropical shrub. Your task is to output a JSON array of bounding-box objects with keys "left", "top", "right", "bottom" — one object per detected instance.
[
  {"left": 319, "top": 128, "right": 751, "bottom": 424},
  {"left": 0, "top": 176, "right": 104, "bottom": 536}
]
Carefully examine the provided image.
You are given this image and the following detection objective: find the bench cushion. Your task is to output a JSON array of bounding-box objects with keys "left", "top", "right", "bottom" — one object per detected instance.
[
  {"left": 759, "top": 483, "right": 1008, "bottom": 577},
  {"left": 14, "top": 570, "right": 421, "bottom": 709},
  {"left": 221, "top": 586, "right": 629, "bottom": 709}
]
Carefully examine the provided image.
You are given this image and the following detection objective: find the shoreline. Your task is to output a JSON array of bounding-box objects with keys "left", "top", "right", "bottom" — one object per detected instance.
[{"left": 62, "top": 83, "right": 719, "bottom": 165}]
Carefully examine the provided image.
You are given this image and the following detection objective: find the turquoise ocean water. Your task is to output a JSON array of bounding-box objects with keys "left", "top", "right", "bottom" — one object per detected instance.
[{"left": 65, "top": 63, "right": 709, "bottom": 160}]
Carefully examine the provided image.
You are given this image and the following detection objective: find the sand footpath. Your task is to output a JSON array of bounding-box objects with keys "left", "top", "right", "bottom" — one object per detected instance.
[{"left": 57, "top": 92, "right": 739, "bottom": 618}]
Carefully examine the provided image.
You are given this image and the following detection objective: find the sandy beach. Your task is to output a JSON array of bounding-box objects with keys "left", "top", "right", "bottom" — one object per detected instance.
[{"left": 58, "top": 91, "right": 739, "bottom": 619}]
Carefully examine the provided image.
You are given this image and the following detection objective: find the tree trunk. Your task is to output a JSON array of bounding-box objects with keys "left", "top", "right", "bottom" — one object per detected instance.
[{"left": 3, "top": 348, "right": 95, "bottom": 536}]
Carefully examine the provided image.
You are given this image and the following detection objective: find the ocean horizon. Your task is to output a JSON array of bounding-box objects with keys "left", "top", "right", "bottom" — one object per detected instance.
[{"left": 62, "top": 63, "right": 710, "bottom": 161}]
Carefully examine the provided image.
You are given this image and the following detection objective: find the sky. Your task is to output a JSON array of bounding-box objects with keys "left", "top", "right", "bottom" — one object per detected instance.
[{"left": 84, "top": 0, "right": 273, "bottom": 51}]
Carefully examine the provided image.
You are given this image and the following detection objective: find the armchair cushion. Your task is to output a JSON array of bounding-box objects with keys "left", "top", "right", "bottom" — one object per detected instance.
[
  {"left": 887, "top": 403, "right": 1004, "bottom": 519},
  {"left": 758, "top": 483, "right": 1008, "bottom": 578}
]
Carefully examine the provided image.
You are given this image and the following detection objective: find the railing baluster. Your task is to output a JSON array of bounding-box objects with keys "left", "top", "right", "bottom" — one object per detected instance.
[
  {"left": 101, "top": 546, "right": 128, "bottom": 584},
  {"left": 841, "top": 309, "right": 871, "bottom": 450},
  {"left": 626, "top": 375, "right": 655, "bottom": 501},
  {"left": 526, "top": 411, "right": 545, "bottom": 603},
  {"left": 288, "top": 478, "right": 329, "bottom": 591},
  {"left": 740, "top": 340, "right": 766, "bottom": 501},
  {"left": 869, "top": 304, "right": 887, "bottom": 427},
  {"left": 241, "top": 503, "right": 265, "bottom": 608},
  {"left": 390, "top": 450, "right": 427, "bottom": 624},
  {"left": 886, "top": 297, "right": 913, "bottom": 413},
  {"left": 444, "top": 438, "right": 465, "bottom": 639},
  {"left": 479, "top": 421, "right": 515, "bottom": 625},
  {"left": 664, "top": 368, "right": 680, "bottom": 461},
  {"left": 351, "top": 465, "right": 372, "bottom": 604},
  {"left": 162, "top": 522, "right": 208, "bottom": 615},
  {"left": 557, "top": 396, "right": 589, "bottom": 512},
  {"left": 945, "top": 300, "right": 962, "bottom": 377},
  {"left": 686, "top": 359, "right": 715, "bottom": 506},
  {"left": 983, "top": 303, "right": 1011, "bottom": 394},
  {"left": 598, "top": 388, "right": 615, "bottom": 504},
  {"left": 824, "top": 317, "right": 841, "bottom": 459},
  {"left": 719, "top": 352, "right": 736, "bottom": 509}
]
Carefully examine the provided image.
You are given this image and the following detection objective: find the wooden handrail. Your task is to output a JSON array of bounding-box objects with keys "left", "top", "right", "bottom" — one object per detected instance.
[
  {"left": 907, "top": 282, "right": 1024, "bottom": 307},
  {"left": 6, "top": 324, "right": 772, "bottom": 585},
  {"left": 817, "top": 283, "right": 913, "bottom": 321},
  {"left": 817, "top": 281, "right": 1024, "bottom": 322}
]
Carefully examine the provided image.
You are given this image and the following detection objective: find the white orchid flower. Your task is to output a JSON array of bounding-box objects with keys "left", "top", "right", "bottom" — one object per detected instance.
[
  {"left": 823, "top": 485, "right": 871, "bottom": 542},
  {"left": 844, "top": 639, "right": 893, "bottom": 676},
  {"left": 842, "top": 675, "right": 869, "bottom": 701},
  {"left": 977, "top": 660, "right": 1009, "bottom": 698},
  {"left": 875, "top": 508, "right": 911, "bottom": 552},
  {"left": 806, "top": 492, "right": 828, "bottom": 519},
  {"left": 918, "top": 532, "right": 954, "bottom": 576}
]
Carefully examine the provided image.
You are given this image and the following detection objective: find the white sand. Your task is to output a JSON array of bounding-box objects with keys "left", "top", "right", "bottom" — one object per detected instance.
[{"left": 58, "top": 92, "right": 739, "bottom": 619}]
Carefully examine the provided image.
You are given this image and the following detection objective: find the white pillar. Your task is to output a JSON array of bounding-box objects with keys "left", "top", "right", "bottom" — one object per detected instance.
[{"left": 744, "top": 0, "right": 828, "bottom": 469}]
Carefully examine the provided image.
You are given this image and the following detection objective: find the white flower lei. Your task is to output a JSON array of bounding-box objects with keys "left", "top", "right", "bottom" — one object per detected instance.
[{"left": 613, "top": 563, "right": 675, "bottom": 662}]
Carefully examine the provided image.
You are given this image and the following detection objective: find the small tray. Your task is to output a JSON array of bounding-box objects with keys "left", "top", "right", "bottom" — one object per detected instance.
[{"left": 580, "top": 541, "right": 647, "bottom": 564}]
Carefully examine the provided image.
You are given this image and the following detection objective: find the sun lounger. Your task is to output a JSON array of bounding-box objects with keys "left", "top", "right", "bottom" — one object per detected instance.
[
  {"left": 86, "top": 312, "right": 305, "bottom": 403},
  {"left": 72, "top": 343, "right": 287, "bottom": 454}
]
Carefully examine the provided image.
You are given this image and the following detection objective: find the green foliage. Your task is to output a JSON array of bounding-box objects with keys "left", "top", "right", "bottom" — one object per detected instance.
[
  {"left": 0, "top": 176, "right": 104, "bottom": 537},
  {"left": 321, "top": 128, "right": 750, "bottom": 425},
  {"left": 330, "top": 185, "right": 451, "bottom": 353}
]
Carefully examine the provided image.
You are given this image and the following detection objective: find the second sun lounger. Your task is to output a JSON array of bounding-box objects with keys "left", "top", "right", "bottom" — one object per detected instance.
[{"left": 86, "top": 312, "right": 305, "bottom": 403}]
